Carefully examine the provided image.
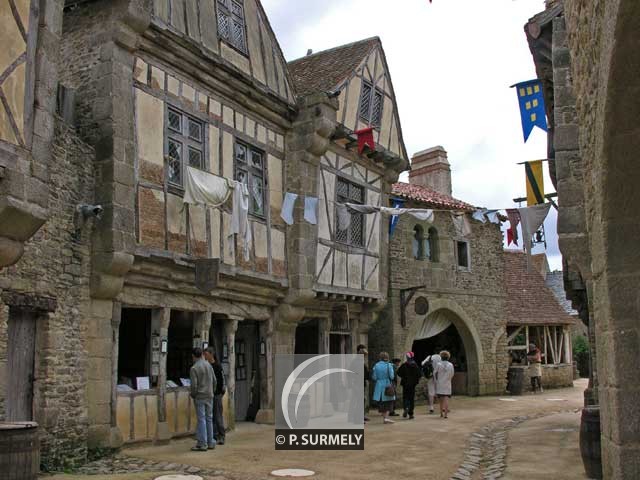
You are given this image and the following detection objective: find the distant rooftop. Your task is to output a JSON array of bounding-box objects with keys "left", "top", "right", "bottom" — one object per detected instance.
[
  {"left": 391, "top": 182, "right": 474, "bottom": 211},
  {"left": 288, "top": 37, "right": 380, "bottom": 96}
]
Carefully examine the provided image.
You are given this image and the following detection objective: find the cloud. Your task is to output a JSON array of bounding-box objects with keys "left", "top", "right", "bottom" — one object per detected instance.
[{"left": 263, "top": 0, "right": 560, "bottom": 268}]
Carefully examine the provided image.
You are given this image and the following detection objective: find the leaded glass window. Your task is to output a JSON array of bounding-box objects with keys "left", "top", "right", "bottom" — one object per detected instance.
[
  {"left": 358, "top": 80, "right": 384, "bottom": 128},
  {"left": 166, "top": 107, "right": 205, "bottom": 187},
  {"left": 336, "top": 177, "right": 365, "bottom": 247},
  {"left": 217, "top": 0, "right": 247, "bottom": 54},
  {"left": 235, "top": 141, "right": 265, "bottom": 217}
]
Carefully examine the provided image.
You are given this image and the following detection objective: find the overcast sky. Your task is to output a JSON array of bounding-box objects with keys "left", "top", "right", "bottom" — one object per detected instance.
[{"left": 263, "top": 0, "right": 561, "bottom": 270}]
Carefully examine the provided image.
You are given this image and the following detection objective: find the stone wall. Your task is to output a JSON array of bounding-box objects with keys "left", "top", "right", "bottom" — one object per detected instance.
[
  {"left": 372, "top": 207, "right": 508, "bottom": 395},
  {"left": 0, "top": 119, "right": 95, "bottom": 469},
  {"left": 541, "top": 364, "right": 573, "bottom": 389}
]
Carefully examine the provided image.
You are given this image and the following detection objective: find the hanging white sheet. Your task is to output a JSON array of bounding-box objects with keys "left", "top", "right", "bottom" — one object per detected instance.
[
  {"left": 415, "top": 311, "right": 452, "bottom": 340},
  {"left": 183, "top": 166, "right": 233, "bottom": 207}
]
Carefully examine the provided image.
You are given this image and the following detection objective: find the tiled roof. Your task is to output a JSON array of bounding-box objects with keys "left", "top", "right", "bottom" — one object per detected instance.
[
  {"left": 504, "top": 250, "right": 577, "bottom": 326},
  {"left": 545, "top": 271, "right": 580, "bottom": 317},
  {"left": 288, "top": 37, "right": 379, "bottom": 96},
  {"left": 391, "top": 182, "right": 474, "bottom": 211}
]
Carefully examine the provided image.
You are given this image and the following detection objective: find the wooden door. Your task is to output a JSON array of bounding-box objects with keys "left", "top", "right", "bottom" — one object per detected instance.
[{"left": 7, "top": 309, "right": 37, "bottom": 421}]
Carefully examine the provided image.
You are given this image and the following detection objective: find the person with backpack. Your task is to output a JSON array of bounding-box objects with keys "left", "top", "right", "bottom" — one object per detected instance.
[
  {"left": 371, "top": 351, "right": 396, "bottom": 424},
  {"left": 397, "top": 352, "right": 421, "bottom": 419},
  {"left": 421, "top": 352, "right": 441, "bottom": 414}
]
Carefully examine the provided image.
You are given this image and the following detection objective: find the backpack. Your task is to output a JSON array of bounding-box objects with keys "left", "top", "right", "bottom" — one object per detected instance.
[{"left": 422, "top": 360, "right": 434, "bottom": 379}]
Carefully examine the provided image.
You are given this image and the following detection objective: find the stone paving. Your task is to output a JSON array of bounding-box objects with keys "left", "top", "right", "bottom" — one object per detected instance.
[{"left": 48, "top": 381, "right": 588, "bottom": 480}]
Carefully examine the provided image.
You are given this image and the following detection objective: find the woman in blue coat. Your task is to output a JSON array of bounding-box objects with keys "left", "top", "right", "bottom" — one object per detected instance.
[{"left": 371, "top": 351, "right": 396, "bottom": 424}]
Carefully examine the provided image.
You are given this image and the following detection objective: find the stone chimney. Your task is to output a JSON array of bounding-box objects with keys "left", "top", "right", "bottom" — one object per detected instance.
[{"left": 409, "top": 146, "right": 452, "bottom": 196}]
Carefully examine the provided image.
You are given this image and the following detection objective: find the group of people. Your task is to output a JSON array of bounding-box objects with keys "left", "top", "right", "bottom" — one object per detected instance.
[
  {"left": 189, "top": 347, "right": 227, "bottom": 451},
  {"left": 359, "top": 345, "right": 455, "bottom": 424}
]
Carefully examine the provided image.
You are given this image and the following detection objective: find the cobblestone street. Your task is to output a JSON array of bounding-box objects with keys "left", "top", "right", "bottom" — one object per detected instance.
[{"left": 48, "top": 380, "right": 587, "bottom": 480}]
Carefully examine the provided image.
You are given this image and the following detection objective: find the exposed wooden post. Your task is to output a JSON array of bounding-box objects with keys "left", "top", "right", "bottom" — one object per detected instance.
[
  {"left": 224, "top": 316, "right": 240, "bottom": 428},
  {"left": 110, "top": 303, "right": 122, "bottom": 428},
  {"left": 193, "top": 311, "right": 212, "bottom": 349},
  {"left": 543, "top": 326, "right": 548, "bottom": 364},
  {"left": 154, "top": 307, "right": 171, "bottom": 441}
]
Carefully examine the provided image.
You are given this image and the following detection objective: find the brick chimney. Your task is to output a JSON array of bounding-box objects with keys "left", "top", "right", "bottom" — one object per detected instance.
[{"left": 409, "top": 146, "right": 452, "bottom": 196}]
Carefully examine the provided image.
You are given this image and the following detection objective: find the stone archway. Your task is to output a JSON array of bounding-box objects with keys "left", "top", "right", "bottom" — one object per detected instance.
[
  {"left": 404, "top": 299, "right": 484, "bottom": 396},
  {"left": 578, "top": 0, "right": 640, "bottom": 476}
]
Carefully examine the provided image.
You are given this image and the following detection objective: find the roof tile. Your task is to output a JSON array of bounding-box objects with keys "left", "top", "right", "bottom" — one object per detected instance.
[
  {"left": 288, "top": 37, "right": 379, "bottom": 96},
  {"left": 504, "top": 250, "right": 576, "bottom": 326},
  {"left": 391, "top": 182, "right": 474, "bottom": 211}
]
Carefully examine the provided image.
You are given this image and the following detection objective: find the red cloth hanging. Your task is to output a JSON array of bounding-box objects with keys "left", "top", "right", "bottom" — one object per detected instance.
[
  {"left": 355, "top": 127, "right": 375, "bottom": 154},
  {"left": 507, "top": 227, "right": 515, "bottom": 246}
]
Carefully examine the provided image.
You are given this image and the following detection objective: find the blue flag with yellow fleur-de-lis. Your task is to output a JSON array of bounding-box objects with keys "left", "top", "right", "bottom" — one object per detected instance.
[{"left": 512, "top": 79, "right": 548, "bottom": 142}]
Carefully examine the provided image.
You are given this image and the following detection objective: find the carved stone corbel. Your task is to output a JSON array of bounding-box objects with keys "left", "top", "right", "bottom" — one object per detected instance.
[{"left": 90, "top": 251, "right": 134, "bottom": 299}]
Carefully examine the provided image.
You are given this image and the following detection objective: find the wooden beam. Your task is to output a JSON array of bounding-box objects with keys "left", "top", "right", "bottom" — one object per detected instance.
[{"left": 507, "top": 325, "right": 524, "bottom": 344}]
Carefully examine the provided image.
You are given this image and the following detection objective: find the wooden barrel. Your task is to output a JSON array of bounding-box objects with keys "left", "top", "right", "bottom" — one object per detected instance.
[
  {"left": 580, "top": 406, "right": 603, "bottom": 479},
  {"left": 507, "top": 366, "right": 525, "bottom": 395},
  {"left": 0, "top": 422, "right": 40, "bottom": 480}
]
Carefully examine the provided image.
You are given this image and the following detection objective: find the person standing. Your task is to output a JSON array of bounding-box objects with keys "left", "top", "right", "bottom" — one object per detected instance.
[
  {"left": 205, "top": 347, "right": 226, "bottom": 445},
  {"left": 397, "top": 352, "right": 421, "bottom": 419},
  {"left": 422, "top": 352, "right": 441, "bottom": 414},
  {"left": 434, "top": 350, "right": 454, "bottom": 419},
  {"left": 371, "top": 352, "right": 396, "bottom": 424},
  {"left": 357, "top": 345, "right": 370, "bottom": 422},
  {"left": 527, "top": 343, "right": 543, "bottom": 393},
  {"left": 190, "top": 347, "right": 217, "bottom": 451}
]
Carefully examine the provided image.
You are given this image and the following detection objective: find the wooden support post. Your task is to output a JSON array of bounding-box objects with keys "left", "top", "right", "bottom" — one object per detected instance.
[
  {"left": 110, "top": 303, "right": 122, "bottom": 429},
  {"left": 154, "top": 307, "right": 171, "bottom": 441},
  {"left": 543, "top": 326, "right": 548, "bottom": 365}
]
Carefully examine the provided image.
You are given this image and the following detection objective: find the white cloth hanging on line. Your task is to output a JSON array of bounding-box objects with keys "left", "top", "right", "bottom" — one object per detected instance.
[
  {"left": 304, "top": 197, "right": 318, "bottom": 225},
  {"left": 415, "top": 311, "right": 452, "bottom": 340},
  {"left": 280, "top": 192, "right": 298, "bottom": 225},
  {"left": 472, "top": 209, "right": 488, "bottom": 223},
  {"left": 344, "top": 203, "right": 434, "bottom": 222},
  {"left": 183, "top": 167, "right": 233, "bottom": 208},
  {"left": 231, "top": 181, "right": 252, "bottom": 262},
  {"left": 518, "top": 203, "right": 551, "bottom": 256}
]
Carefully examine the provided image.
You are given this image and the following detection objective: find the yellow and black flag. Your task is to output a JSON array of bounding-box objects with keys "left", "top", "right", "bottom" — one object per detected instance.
[{"left": 525, "top": 160, "right": 545, "bottom": 206}]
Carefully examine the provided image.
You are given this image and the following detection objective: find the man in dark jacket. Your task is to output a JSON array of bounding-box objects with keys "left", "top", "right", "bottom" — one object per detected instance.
[
  {"left": 205, "top": 347, "right": 227, "bottom": 444},
  {"left": 397, "top": 352, "right": 421, "bottom": 419}
]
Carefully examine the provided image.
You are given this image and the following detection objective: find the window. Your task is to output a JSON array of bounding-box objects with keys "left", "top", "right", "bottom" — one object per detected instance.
[
  {"left": 166, "top": 107, "right": 205, "bottom": 187},
  {"left": 358, "top": 81, "right": 384, "bottom": 127},
  {"left": 413, "top": 225, "right": 425, "bottom": 260},
  {"left": 336, "top": 177, "right": 365, "bottom": 247},
  {"left": 428, "top": 227, "right": 439, "bottom": 262},
  {"left": 217, "top": 0, "right": 247, "bottom": 54},
  {"left": 456, "top": 240, "right": 470, "bottom": 269},
  {"left": 235, "top": 141, "right": 265, "bottom": 217}
]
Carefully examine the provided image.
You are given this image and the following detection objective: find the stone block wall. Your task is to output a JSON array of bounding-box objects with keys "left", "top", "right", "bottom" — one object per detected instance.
[
  {"left": 542, "top": 364, "right": 573, "bottom": 389},
  {"left": 373, "top": 207, "right": 508, "bottom": 395},
  {"left": 0, "top": 119, "right": 95, "bottom": 469}
]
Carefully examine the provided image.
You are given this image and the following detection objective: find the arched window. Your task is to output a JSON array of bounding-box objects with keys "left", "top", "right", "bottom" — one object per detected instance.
[
  {"left": 428, "top": 227, "right": 439, "bottom": 262},
  {"left": 413, "top": 225, "right": 424, "bottom": 259}
]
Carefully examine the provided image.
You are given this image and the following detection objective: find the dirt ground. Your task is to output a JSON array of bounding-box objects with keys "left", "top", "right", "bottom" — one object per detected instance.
[{"left": 49, "top": 379, "right": 589, "bottom": 480}]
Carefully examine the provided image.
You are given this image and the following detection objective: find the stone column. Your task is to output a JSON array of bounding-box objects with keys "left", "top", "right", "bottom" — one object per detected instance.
[
  {"left": 255, "top": 305, "right": 304, "bottom": 424},
  {"left": 109, "top": 302, "right": 123, "bottom": 447},
  {"left": 223, "top": 316, "right": 240, "bottom": 430},
  {"left": 86, "top": 299, "right": 116, "bottom": 448},
  {"left": 319, "top": 317, "right": 330, "bottom": 354},
  {"left": 193, "top": 311, "right": 212, "bottom": 349},
  {"left": 154, "top": 307, "right": 171, "bottom": 441}
]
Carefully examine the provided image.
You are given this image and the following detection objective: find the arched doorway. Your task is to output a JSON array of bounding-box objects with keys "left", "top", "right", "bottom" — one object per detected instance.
[{"left": 407, "top": 307, "right": 481, "bottom": 396}]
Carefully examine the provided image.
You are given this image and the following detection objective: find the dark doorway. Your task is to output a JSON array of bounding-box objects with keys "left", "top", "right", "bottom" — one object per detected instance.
[
  {"left": 295, "top": 318, "right": 320, "bottom": 355},
  {"left": 167, "top": 311, "right": 195, "bottom": 386},
  {"left": 118, "top": 308, "right": 152, "bottom": 389},
  {"left": 412, "top": 324, "right": 468, "bottom": 394},
  {"left": 7, "top": 308, "right": 38, "bottom": 421},
  {"left": 235, "top": 321, "right": 261, "bottom": 422}
]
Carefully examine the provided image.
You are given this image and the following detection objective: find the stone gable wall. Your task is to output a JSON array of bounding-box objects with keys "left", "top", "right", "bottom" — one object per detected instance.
[{"left": 0, "top": 120, "right": 95, "bottom": 469}]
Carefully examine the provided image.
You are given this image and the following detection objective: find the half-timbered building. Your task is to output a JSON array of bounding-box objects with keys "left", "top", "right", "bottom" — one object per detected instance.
[{"left": 0, "top": 1, "right": 407, "bottom": 465}]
